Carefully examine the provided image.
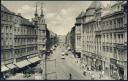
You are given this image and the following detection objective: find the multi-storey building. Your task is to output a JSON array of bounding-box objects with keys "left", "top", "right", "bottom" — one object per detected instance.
[
  {"left": 1, "top": 4, "right": 41, "bottom": 74},
  {"left": 48, "top": 31, "right": 58, "bottom": 50},
  {"left": 65, "top": 26, "right": 75, "bottom": 53},
  {"left": 1, "top": 4, "right": 15, "bottom": 72},
  {"left": 67, "top": 1, "right": 127, "bottom": 80},
  {"left": 84, "top": 1, "right": 127, "bottom": 80},
  {"left": 65, "top": 32, "right": 71, "bottom": 49},
  {"left": 122, "top": 1, "right": 127, "bottom": 80},
  {"left": 1, "top": 3, "right": 57, "bottom": 78},
  {"left": 99, "top": 1, "right": 127, "bottom": 79},
  {"left": 32, "top": 3, "right": 47, "bottom": 58},
  {"left": 75, "top": 11, "right": 84, "bottom": 58}
]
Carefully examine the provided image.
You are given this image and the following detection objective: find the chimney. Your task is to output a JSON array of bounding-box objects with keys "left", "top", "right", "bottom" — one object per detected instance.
[{"left": 18, "top": 13, "right": 21, "bottom": 16}]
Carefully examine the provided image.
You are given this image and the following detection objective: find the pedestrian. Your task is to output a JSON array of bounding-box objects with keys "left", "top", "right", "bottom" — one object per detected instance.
[
  {"left": 91, "top": 74, "right": 95, "bottom": 80},
  {"left": 101, "top": 70, "right": 104, "bottom": 77},
  {"left": 69, "top": 73, "right": 72, "bottom": 80},
  {"left": 99, "top": 72, "right": 102, "bottom": 79},
  {"left": 83, "top": 70, "right": 86, "bottom": 76}
]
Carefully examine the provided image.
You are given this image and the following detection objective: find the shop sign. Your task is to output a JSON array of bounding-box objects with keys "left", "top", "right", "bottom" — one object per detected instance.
[{"left": 110, "top": 58, "right": 117, "bottom": 64}]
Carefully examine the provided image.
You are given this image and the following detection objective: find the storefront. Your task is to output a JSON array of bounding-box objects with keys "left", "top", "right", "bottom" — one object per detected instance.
[
  {"left": 75, "top": 52, "right": 81, "bottom": 58},
  {"left": 1, "top": 65, "right": 10, "bottom": 79},
  {"left": 95, "top": 59, "right": 102, "bottom": 71},
  {"left": 117, "top": 64, "right": 124, "bottom": 80}
]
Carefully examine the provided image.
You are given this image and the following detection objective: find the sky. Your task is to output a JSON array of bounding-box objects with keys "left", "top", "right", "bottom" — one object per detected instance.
[{"left": 1, "top": 1, "right": 111, "bottom": 35}]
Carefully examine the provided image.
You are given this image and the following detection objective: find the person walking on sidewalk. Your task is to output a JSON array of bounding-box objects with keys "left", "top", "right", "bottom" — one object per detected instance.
[
  {"left": 99, "top": 70, "right": 104, "bottom": 79},
  {"left": 99, "top": 72, "right": 102, "bottom": 79},
  {"left": 69, "top": 73, "right": 72, "bottom": 80},
  {"left": 101, "top": 70, "right": 104, "bottom": 77},
  {"left": 91, "top": 74, "right": 95, "bottom": 80},
  {"left": 83, "top": 69, "right": 86, "bottom": 76}
]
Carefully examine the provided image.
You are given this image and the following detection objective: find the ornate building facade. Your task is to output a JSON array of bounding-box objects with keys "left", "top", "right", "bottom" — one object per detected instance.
[
  {"left": 67, "top": 1, "right": 127, "bottom": 80},
  {"left": 1, "top": 3, "right": 58, "bottom": 77}
]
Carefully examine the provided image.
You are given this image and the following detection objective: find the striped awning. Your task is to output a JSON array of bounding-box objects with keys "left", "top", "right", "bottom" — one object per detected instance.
[
  {"left": 15, "top": 60, "right": 31, "bottom": 68},
  {"left": 6, "top": 63, "right": 16, "bottom": 69},
  {"left": 28, "top": 56, "right": 41, "bottom": 63},
  {"left": 1, "top": 65, "right": 9, "bottom": 72}
]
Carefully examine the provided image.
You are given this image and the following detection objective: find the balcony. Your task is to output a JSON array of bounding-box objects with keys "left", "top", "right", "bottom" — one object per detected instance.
[
  {"left": 102, "top": 42, "right": 113, "bottom": 47},
  {"left": 116, "top": 43, "right": 125, "bottom": 50},
  {"left": 2, "top": 45, "right": 12, "bottom": 49},
  {"left": 95, "top": 31, "right": 101, "bottom": 36}
]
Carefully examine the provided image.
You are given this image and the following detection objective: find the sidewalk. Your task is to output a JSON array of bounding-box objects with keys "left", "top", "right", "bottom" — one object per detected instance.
[
  {"left": 67, "top": 53, "right": 114, "bottom": 80},
  {"left": 66, "top": 54, "right": 91, "bottom": 80}
]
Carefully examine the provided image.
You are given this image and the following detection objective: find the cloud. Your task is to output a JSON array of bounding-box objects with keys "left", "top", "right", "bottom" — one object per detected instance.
[
  {"left": 16, "top": 5, "right": 33, "bottom": 14},
  {"left": 2, "top": 1, "right": 92, "bottom": 35},
  {"left": 101, "top": 1, "right": 111, "bottom": 7}
]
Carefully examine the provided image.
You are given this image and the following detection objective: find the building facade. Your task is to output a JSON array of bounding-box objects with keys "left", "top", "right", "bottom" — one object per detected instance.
[
  {"left": 67, "top": 1, "right": 127, "bottom": 80},
  {"left": 75, "top": 11, "right": 84, "bottom": 58},
  {"left": 1, "top": 3, "right": 57, "bottom": 77},
  {"left": 65, "top": 26, "right": 75, "bottom": 54},
  {"left": 1, "top": 4, "right": 15, "bottom": 72}
]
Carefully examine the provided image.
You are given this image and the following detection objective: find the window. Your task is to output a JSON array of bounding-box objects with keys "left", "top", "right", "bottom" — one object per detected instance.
[
  {"left": 121, "top": 34, "right": 123, "bottom": 38},
  {"left": 118, "top": 34, "right": 120, "bottom": 39},
  {"left": 114, "top": 19, "right": 116, "bottom": 27},
  {"left": 110, "top": 33, "right": 112, "bottom": 38},
  {"left": 110, "top": 47, "right": 112, "bottom": 53},
  {"left": 110, "top": 20, "right": 112, "bottom": 26},
  {"left": 120, "top": 18, "right": 123, "bottom": 27},
  {"left": 117, "top": 19, "right": 120, "bottom": 27},
  {"left": 107, "top": 34, "right": 108, "bottom": 38}
]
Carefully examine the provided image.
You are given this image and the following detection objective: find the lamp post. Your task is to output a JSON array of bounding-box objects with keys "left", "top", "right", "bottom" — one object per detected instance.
[{"left": 44, "top": 51, "right": 47, "bottom": 80}]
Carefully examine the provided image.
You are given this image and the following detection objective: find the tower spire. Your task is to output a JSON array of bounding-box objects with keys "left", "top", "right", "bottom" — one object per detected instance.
[
  {"left": 35, "top": 2, "right": 38, "bottom": 17},
  {"left": 40, "top": 2, "right": 44, "bottom": 17}
]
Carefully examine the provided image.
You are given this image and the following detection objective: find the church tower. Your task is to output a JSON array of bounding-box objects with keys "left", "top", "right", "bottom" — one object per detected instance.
[
  {"left": 39, "top": 3, "right": 45, "bottom": 24},
  {"left": 32, "top": 2, "right": 39, "bottom": 26}
]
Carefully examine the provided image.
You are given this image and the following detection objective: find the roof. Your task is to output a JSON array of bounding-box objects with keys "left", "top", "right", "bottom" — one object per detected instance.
[
  {"left": 21, "top": 18, "right": 34, "bottom": 27},
  {"left": 111, "top": 1, "right": 124, "bottom": 8},
  {"left": 122, "top": 1, "right": 127, "bottom": 6},
  {"left": 85, "top": 1, "right": 101, "bottom": 16},
  {"left": 1, "top": 4, "right": 10, "bottom": 12},
  {"left": 1, "top": 4, "right": 16, "bottom": 16},
  {"left": 76, "top": 11, "right": 85, "bottom": 19},
  {"left": 85, "top": 9, "right": 95, "bottom": 16},
  {"left": 88, "top": 1, "right": 102, "bottom": 9}
]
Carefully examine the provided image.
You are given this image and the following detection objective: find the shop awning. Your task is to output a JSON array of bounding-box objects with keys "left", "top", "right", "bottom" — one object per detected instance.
[
  {"left": 28, "top": 56, "right": 41, "bottom": 63},
  {"left": 6, "top": 63, "right": 16, "bottom": 69},
  {"left": 1, "top": 65, "right": 9, "bottom": 72},
  {"left": 15, "top": 60, "right": 31, "bottom": 68}
]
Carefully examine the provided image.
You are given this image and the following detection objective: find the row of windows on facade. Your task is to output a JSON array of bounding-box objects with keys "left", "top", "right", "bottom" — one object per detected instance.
[
  {"left": 14, "top": 38, "right": 37, "bottom": 43},
  {"left": 1, "top": 33, "right": 13, "bottom": 39},
  {"left": 1, "top": 25, "right": 13, "bottom": 33},
  {"left": 1, "top": 46, "right": 37, "bottom": 55},
  {"left": 1, "top": 38, "right": 38, "bottom": 46},
  {"left": 84, "top": 33, "right": 124, "bottom": 40},
  {"left": 1, "top": 13, "right": 13, "bottom": 22},
  {"left": 79, "top": 33, "right": 124, "bottom": 42},
  {"left": 82, "top": 17, "right": 124, "bottom": 33},
  {"left": 1, "top": 25, "right": 46, "bottom": 35},
  {"left": 84, "top": 42, "right": 124, "bottom": 53},
  {"left": 1, "top": 48, "right": 38, "bottom": 60},
  {"left": 84, "top": 45, "right": 124, "bottom": 59},
  {"left": 14, "top": 47, "right": 37, "bottom": 54},
  {"left": 1, "top": 12, "right": 33, "bottom": 25},
  {"left": 1, "top": 25, "right": 36, "bottom": 35}
]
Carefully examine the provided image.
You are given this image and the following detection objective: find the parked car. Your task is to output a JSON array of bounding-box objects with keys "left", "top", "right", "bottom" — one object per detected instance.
[
  {"left": 61, "top": 53, "right": 65, "bottom": 59},
  {"left": 65, "top": 52, "right": 68, "bottom": 56}
]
